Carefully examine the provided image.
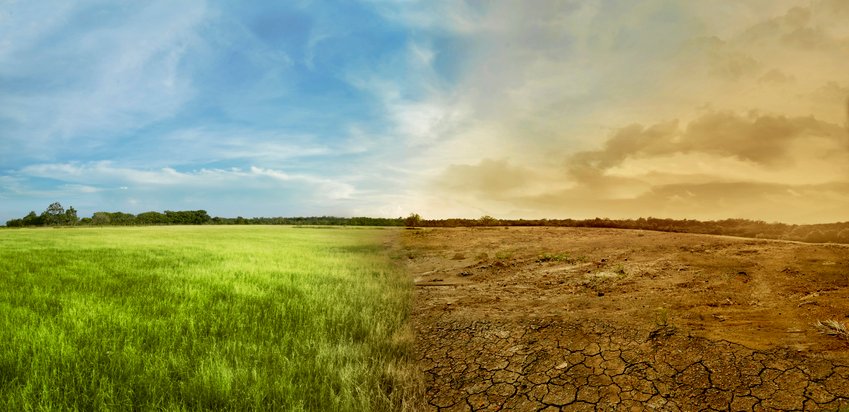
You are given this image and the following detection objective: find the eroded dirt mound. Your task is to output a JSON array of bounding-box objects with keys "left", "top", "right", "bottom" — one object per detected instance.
[{"left": 404, "top": 227, "right": 849, "bottom": 410}]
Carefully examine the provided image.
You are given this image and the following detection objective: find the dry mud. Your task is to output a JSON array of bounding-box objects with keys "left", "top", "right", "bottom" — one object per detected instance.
[{"left": 402, "top": 227, "right": 849, "bottom": 411}]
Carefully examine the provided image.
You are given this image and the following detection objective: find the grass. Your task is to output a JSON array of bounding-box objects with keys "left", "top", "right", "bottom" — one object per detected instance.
[
  {"left": 536, "top": 252, "right": 588, "bottom": 265},
  {"left": 0, "top": 226, "right": 417, "bottom": 411},
  {"left": 613, "top": 264, "right": 626, "bottom": 275},
  {"left": 494, "top": 251, "right": 513, "bottom": 260}
]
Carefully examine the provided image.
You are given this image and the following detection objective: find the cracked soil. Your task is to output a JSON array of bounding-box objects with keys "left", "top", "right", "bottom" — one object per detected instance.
[{"left": 402, "top": 227, "right": 849, "bottom": 411}]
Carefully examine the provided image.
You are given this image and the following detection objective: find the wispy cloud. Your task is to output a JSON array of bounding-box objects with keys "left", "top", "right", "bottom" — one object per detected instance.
[
  {"left": 17, "top": 162, "right": 353, "bottom": 195},
  {"left": 0, "top": 1, "right": 420, "bottom": 222},
  {"left": 2, "top": 1, "right": 848, "bottom": 224},
  {"left": 415, "top": 0, "right": 849, "bottom": 223},
  {"left": 0, "top": 1, "right": 208, "bottom": 158},
  {"left": 7, "top": 162, "right": 357, "bottom": 217}
]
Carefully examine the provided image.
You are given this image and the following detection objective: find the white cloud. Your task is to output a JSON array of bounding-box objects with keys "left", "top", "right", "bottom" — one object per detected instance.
[
  {"left": 2, "top": 161, "right": 367, "bottom": 220},
  {"left": 249, "top": 166, "right": 354, "bottom": 200},
  {"left": 362, "top": 0, "right": 482, "bottom": 34},
  {"left": 18, "top": 162, "right": 353, "bottom": 200},
  {"left": 0, "top": 1, "right": 209, "bottom": 150},
  {"left": 61, "top": 184, "right": 102, "bottom": 194},
  {"left": 145, "top": 128, "right": 333, "bottom": 166}
]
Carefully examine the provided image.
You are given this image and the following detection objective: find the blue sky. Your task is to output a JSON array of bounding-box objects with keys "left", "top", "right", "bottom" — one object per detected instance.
[
  {"left": 1, "top": 0, "right": 464, "bottom": 221},
  {"left": 2, "top": 1, "right": 848, "bottom": 223}
]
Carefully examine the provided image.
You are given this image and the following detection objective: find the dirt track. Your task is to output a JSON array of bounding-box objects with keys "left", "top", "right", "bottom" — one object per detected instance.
[{"left": 403, "top": 227, "right": 849, "bottom": 411}]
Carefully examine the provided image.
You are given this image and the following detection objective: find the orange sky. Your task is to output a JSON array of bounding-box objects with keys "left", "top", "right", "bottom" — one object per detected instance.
[{"left": 402, "top": 0, "right": 849, "bottom": 223}]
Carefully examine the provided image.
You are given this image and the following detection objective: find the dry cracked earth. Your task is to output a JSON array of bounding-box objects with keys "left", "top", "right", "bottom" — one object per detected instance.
[{"left": 402, "top": 227, "right": 849, "bottom": 411}]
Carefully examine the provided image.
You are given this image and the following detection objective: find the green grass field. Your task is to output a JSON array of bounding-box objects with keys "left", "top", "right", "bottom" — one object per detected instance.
[{"left": 0, "top": 226, "right": 416, "bottom": 411}]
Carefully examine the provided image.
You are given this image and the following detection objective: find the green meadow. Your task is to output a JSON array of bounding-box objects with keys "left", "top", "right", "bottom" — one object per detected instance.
[{"left": 0, "top": 226, "right": 416, "bottom": 411}]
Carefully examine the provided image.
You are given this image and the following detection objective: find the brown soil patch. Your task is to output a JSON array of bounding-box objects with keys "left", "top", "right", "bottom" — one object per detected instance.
[{"left": 403, "top": 227, "right": 849, "bottom": 411}]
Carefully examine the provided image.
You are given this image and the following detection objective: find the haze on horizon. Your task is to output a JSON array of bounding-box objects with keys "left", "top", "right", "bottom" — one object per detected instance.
[{"left": 2, "top": 1, "right": 848, "bottom": 224}]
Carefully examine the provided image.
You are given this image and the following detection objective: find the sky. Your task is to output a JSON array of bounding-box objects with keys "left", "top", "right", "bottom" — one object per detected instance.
[{"left": 1, "top": 0, "right": 848, "bottom": 224}]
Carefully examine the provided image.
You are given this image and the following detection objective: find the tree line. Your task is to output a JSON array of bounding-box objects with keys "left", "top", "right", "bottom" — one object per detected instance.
[
  {"left": 405, "top": 214, "right": 849, "bottom": 244},
  {"left": 5, "top": 202, "right": 80, "bottom": 227},
  {"left": 5, "top": 203, "right": 849, "bottom": 244},
  {"left": 4, "top": 203, "right": 403, "bottom": 228}
]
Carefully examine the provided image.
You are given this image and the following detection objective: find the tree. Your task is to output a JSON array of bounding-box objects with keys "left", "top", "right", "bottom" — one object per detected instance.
[
  {"left": 42, "top": 202, "right": 65, "bottom": 225},
  {"left": 805, "top": 230, "right": 827, "bottom": 243},
  {"left": 108, "top": 212, "right": 136, "bottom": 225},
  {"left": 163, "top": 210, "right": 211, "bottom": 225},
  {"left": 478, "top": 215, "right": 498, "bottom": 226},
  {"left": 65, "top": 207, "right": 79, "bottom": 226},
  {"left": 404, "top": 213, "right": 422, "bottom": 227},
  {"left": 22, "top": 211, "right": 43, "bottom": 226},
  {"left": 838, "top": 229, "right": 849, "bottom": 244},
  {"left": 136, "top": 211, "right": 166, "bottom": 225},
  {"left": 91, "top": 212, "right": 112, "bottom": 225},
  {"left": 5, "top": 218, "right": 23, "bottom": 227}
]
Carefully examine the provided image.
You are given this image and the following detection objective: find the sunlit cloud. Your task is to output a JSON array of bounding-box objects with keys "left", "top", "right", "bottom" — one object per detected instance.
[
  {"left": 2, "top": 1, "right": 848, "bottom": 224},
  {"left": 413, "top": 0, "right": 849, "bottom": 223}
]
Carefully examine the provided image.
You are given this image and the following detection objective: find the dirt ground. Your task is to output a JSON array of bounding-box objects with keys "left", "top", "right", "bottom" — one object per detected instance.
[{"left": 402, "top": 227, "right": 849, "bottom": 411}]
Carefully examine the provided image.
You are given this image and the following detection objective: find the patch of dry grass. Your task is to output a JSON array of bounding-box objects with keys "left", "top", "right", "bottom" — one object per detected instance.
[{"left": 815, "top": 319, "right": 849, "bottom": 340}]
